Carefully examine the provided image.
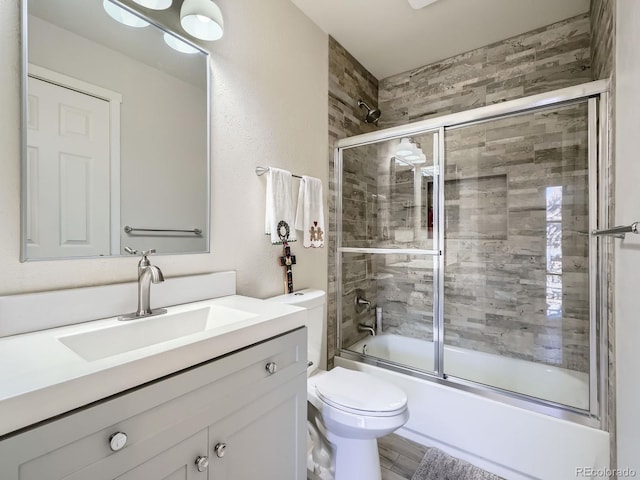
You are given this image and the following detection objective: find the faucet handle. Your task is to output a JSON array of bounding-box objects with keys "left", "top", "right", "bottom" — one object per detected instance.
[
  {"left": 125, "top": 247, "right": 157, "bottom": 257},
  {"left": 125, "top": 247, "right": 157, "bottom": 267}
]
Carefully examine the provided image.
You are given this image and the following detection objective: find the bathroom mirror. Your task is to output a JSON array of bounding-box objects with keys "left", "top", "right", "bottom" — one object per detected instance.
[{"left": 21, "top": 0, "right": 210, "bottom": 260}]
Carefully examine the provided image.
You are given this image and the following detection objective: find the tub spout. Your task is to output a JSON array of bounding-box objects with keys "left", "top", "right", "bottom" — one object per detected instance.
[{"left": 358, "top": 322, "right": 376, "bottom": 336}]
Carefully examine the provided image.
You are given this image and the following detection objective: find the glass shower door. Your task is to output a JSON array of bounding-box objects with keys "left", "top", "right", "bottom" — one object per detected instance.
[
  {"left": 442, "top": 102, "right": 592, "bottom": 410},
  {"left": 338, "top": 131, "right": 440, "bottom": 374}
]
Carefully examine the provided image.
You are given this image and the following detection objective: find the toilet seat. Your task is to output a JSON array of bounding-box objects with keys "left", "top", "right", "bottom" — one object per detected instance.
[{"left": 314, "top": 367, "right": 407, "bottom": 417}]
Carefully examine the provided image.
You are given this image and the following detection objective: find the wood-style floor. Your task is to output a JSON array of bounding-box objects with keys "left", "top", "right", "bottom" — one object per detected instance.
[{"left": 379, "top": 433, "right": 428, "bottom": 480}]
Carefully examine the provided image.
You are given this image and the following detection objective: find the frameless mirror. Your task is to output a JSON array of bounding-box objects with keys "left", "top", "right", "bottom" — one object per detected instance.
[{"left": 22, "top": 0, "right": 210, "bottom": 260}]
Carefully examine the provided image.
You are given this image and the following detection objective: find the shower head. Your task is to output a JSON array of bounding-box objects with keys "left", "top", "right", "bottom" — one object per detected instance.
[{"left": 358, "top": 99, "right": 381, "bottom": 124}]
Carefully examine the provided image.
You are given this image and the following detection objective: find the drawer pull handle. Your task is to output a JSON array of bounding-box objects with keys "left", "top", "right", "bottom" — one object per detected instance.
[
  {"left": 214, "top": 442, "right": 227, "bottom": 458},
  {"left": 109, "top": 432, "right": 128, "bottom": 451},
  {"left": 265, "top": 362, "right": 278, "bottom": 375},
  {"left": 195, "top": 455, "right": 209, "bottom": 472}
]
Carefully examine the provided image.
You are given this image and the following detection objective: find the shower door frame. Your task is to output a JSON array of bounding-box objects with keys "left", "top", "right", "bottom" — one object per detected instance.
[{"left": 335, "top": 79, "right": 610, "bottom": 429}]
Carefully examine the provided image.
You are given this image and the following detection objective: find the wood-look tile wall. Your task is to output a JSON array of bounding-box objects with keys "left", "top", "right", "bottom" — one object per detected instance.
[
  {"left": 378, "top": 14, "right": 591, "bottom": 128},
  {"left": 328, "top": 36, "right": 378, "bottom": 366},
  {"left": 591, "top": 0, "right": 614, "bottom": 80}
]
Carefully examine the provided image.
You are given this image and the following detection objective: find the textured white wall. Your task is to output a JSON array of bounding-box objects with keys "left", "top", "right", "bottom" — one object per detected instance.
[
  {"left": 615, "top": 0, "right": 640, "bottom": 473},
  {"left": 0, "top": 0, "right": 328, "bottom": 298}
]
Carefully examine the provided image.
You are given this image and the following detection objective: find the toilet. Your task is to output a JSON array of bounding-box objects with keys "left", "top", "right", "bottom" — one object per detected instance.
[{"left": 268, "top": 289, "right": 409, "bottom": 480}]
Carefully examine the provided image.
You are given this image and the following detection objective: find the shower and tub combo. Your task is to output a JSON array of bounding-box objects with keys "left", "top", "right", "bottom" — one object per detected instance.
[{"left": 334, "top": 81, "right": 611, "bottom": 479}]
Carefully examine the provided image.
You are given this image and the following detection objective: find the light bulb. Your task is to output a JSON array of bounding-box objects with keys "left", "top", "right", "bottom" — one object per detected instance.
[
  {"left": 103, "top": 1, "right": 150, "bottom": 28},
  {"left": 163, "top": 33, "right": 200, "bottom": 54},
  {"left": 131, "top": 0, "right": 172, "bottom": 10}
]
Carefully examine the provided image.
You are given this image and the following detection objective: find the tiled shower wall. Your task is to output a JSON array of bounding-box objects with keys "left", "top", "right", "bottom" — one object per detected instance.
[
  {"left": 591, "top": 0, "right": 614, "bottom": 80},
  {"left": 327, "top": 36, "right": 378, "bottom": 367},
  {"left": 378, "top": 13, "right": 591, "bottom": 128}
]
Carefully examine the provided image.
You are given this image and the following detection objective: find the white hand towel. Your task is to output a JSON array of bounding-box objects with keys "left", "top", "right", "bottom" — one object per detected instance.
[
  {"left": 295, "top": 176, "right": 325, "bottom": 248},
  {"left": 265, "top": 167, "right": 297, "bottom": 244}
]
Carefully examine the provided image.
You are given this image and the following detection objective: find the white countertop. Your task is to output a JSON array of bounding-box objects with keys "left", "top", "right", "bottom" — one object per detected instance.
[{"left": 0, "top": 295, "right": 306, "bottom": 437}]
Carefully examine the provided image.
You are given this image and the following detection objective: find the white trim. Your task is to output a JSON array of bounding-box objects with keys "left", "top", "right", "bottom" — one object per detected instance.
[
  {"left": 28, "top": 64, "right": 123, "bottom": 104},
  {"left": 28, "top": 64, "right": 122, "bottom": 256}
]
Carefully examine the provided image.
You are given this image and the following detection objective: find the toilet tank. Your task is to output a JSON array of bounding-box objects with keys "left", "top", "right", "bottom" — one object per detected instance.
[{"left": 266, "top": 289, "right": 325, "bottom": 375}]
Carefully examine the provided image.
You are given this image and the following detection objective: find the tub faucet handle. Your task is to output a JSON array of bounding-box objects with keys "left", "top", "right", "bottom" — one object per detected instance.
[{"left": 354, "top": 289, "right": 372, "bottom": 314}]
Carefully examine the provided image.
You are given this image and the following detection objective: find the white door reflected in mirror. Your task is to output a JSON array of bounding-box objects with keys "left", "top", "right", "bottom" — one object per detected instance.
[{"left": 26, "top": 73, "right": 116, "bottom": 258}]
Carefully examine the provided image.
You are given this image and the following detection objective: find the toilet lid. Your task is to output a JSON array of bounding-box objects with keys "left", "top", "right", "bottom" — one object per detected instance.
[{"left": 314, "top": 367, "right": 407, "bottom": 416}]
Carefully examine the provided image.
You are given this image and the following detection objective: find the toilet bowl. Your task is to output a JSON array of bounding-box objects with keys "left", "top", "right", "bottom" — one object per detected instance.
[
  {"left": 267, "top": 289, "right": 409, "bottom": 480},
  {"left": 309, "top": 367, "right": 409, "bottom": 480}
]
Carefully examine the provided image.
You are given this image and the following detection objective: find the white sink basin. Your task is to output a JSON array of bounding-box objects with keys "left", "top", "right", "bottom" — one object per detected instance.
[{"left": 58, "top": 305, "right": 258, "bottom": 361}]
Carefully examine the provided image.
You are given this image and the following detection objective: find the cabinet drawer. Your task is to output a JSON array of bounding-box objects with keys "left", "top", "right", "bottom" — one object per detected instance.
[{"left": 0, "top": 328, "right": 306, "bottom": 480}]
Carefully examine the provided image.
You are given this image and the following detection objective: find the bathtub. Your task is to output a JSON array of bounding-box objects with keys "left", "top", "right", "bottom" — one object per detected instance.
[
  {"left": 337, "top": 334, "right": 610, "bottom": 480},
  {"left": 347, "top": 334, "right": 589, "bottom": 409}
]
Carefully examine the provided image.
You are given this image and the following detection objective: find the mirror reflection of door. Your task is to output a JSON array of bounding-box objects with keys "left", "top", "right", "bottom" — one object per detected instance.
[{"left": 26, "top": 73, "right": 116, "bottom": 258}]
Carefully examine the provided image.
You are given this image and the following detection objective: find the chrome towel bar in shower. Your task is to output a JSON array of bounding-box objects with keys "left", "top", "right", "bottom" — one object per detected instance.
[
  {"left": 124, "top": 226, "right": 202, "bottom": 235},
  {"left": 592, "top": 222, "right": 639, "bottom": 238}
]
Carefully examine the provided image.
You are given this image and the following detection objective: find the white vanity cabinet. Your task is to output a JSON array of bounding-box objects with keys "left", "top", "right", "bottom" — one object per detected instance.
[{"left": 0, "top": 328, "right": 307, "bottom": 480}]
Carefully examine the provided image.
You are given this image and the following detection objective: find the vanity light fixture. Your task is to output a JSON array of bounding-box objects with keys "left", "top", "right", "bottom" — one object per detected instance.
[
  {"left": 163, "top": 33, "right": 200, "bottom": 54},
  {"left": 180, "top": 0, "right": 224, "bottom": 41},
  {"left": 103, "top": 0, "right": 150, "bottom": 28},
  {"left": 131, "top": 0, "right": 173, "bottom": 9}
]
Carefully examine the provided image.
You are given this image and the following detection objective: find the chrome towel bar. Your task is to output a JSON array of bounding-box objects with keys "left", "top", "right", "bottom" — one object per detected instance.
[
  {"left": 592, "top": 222, "right": 638, "bottom": 238},
  {"left": 255, "top": 166, "right": 302, "bottom": 179},
  {"left": 124, "top": 226, "right": 202, "bottom": 235}
]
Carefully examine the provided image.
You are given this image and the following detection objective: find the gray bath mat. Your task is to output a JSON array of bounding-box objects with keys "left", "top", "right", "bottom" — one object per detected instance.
[{"left": 411, "top": 448, "right": 504, "bottom": 480}]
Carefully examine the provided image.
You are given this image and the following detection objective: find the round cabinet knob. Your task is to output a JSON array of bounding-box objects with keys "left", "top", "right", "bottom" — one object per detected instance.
[
  {"left": 265, "top": 362, "right": 278, "bottom": 375},
  {"left": 109, "top": 432, "right": 128, "bottom": 452},
  {"left": 195, "top": 455, "right": 209, "bottom": 472},
  {"left": 214, "top": 442, "right": 227, "bottom": 458}
]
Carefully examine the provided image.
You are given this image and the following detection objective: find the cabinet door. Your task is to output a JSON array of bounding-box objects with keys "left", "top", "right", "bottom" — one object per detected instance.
[
  {"left": 115, "top": 429, "right": 208, "bottom": 480},
  {"left": 208, "top": 373, "right": 306, "bottom": 480}
]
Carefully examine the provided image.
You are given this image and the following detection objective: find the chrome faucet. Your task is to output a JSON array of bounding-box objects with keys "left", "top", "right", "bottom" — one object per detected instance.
[
  {"left": 119, "top": 248, "right": 167, "bottom": 321},
  {"left": 358, "top": 322, "right": 376, "bottom": 336}
]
